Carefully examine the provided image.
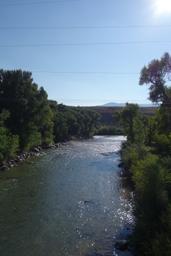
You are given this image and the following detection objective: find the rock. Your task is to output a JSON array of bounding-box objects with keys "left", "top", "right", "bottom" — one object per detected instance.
[
  {"left": 118, "top": 162, "right": 123, "bottom": 168},
  {"left": 0, "top": 165, "right": 8, "bottom": 171},
  {"left": 9, "top": 164, "right": 14, "bottom": 168},
  {"left": 51, "top": 144, "right": 56, "bottom": 148},
  {"left": 85, "top": 253, "right": 103, "bottom": 256},
  {"left": 22, "top": 153, "right": 26, "bottom": 158},
  {"left": 33, "top": 147, "right": 40, "bottom": 153},
  {"left": 42, "top": 144, "right": 54, "bottom": 149},
  {"left": 14, "top": 159, "right": 19, "bottom": 163},
  {"left": 30, "top": 152, "right": 35, "bottom": 157},
  {"left": 84, "top": 200, "right": 94, "bottom": 205},
  {"left": 8, "top": 159, "right": 17, "bottom": 168},
  {"left": 115, "top": 239, "right": 128, "bottom": 251},
  {"left": 10, "top": 160, "right": 15, "bottom": 164}
]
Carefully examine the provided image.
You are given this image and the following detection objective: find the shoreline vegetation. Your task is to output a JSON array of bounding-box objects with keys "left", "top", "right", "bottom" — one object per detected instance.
[
  {"left": 0, "top": 69, "right": 125, "bottom": 171},
  {"left": 95, "top": 125, "right": 123, "bottom": 136},
  {"left": 119, "top": 53, "right": 171, "bottom": 255},
  {"left": 0, "top": 52, "right": 171, "bottom": 255},
  {"left": 0, "top": 136, "right": 93, "bottom": 172},
  {"left": 0, "top": 143, "right": 61, "bottom": 171},
  {"left": 0, "top": 69, "right": 99, "bottom": 169},
  {"left": 0, "top": 69, "right": 157, "bottom": 171}
]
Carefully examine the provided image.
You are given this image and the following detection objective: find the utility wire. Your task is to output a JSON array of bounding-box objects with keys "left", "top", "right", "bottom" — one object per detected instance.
[
  {"left": 0, "top": 41, "right": 171, "bottom": 47},
  {"left": 0, "top": 0, "right": 78, "bottom": 6},
  {"left": 1, "top": 69, "right": 139, "bottom": 75},
  {"left": 1, "top": 25, "right": 171, "bottom": 30},
  {"left": 31, "top": 71, "right": 139, "bottom": 75}
]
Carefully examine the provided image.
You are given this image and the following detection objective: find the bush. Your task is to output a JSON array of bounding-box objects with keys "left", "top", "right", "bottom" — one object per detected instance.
[
  {"left": 0, "top": 126, "right": 19, "bottom": 161},
  {"left": 132, "top": 155, "right": 171, "bottom": 255}
]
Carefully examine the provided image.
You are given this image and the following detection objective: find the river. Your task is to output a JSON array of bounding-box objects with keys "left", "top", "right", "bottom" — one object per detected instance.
[{"left": 0, "top": 136, "right": 133, "bottom": 256}]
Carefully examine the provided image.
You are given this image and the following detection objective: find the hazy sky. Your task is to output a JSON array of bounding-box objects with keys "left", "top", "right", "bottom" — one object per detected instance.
[{"left": 1, "top": 0, "right": 171, "bottom": 106}]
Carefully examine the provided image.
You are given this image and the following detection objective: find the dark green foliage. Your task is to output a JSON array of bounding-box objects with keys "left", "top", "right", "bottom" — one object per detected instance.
[
  {"left": 139, "top": 52, "right": 171, "bottom": 103},
  {"left": 95, "top": 125, "right": 123, "bottom": 135},
  {"left": 153, "top": 133, "right": 171, "bottom": 156},
  {"left": 121, "top": 53, "right": 171, "bottom": 255},
  {"left": 121, "top": 143, "right": 150, "bottom": 172},
  {"left": 0, "top": 110, "right": 19, "bottom": 161},
  {"left": 0, "top": 70, "right": 53, "bottom": 150},
  {"left": 120, "top": 103, "right": 146, "bottom": 143},
  {"left": 0, "top": 69, "right": 99, "bottom": 162},
  {"left": 50, "top": 103, "right": 99, "bottom": 142},
  {"left": 133, "top": 155, "right": 171, "bottom": 256}
]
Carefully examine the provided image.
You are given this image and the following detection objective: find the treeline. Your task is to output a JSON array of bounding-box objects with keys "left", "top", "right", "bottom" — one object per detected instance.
[
  {"left": 0, "top": 69, "right": 99, "bottom": 163},
  {"left": 120, "top": 53, "right": 171, "bottom": 255},
  {"left": 86, "top": 107, "right": 124, "bottom": 135},
  {"left": 95, "top": 125, "right": 123, "bottom": 135}
]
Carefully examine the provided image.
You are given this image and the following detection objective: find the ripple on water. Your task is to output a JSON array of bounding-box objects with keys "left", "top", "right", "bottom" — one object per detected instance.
[{"left": 0, "top": 136, "right": 133, "bottom": 256}]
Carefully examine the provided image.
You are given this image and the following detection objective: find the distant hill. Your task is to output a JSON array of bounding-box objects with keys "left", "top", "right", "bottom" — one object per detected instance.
[
  {"left": 102, "top": 102, "right": 158, "bottom": 108},
  {"left": 103, "top": 102, "right": 125, "bottom": 107},
  {"left": 84, "top": 105, "right": 157, "bottom": 127}
]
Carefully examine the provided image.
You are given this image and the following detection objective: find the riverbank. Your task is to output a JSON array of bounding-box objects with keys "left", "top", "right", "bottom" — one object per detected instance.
[
  {"left": 0, "top": 143, "right": 62, "bottom": 172},
  {"left": 0, "top": 136, "right": 133, "bottom": 256},
  {"left": 0, "top": 136, "right": 93, "bottom": 172}
]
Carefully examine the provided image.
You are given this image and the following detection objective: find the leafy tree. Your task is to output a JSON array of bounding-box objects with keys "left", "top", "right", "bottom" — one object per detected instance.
[
  {"left": 0, "top": 69, "right": 99, "bottom": 162},
  {"left": 120, "top": 103, "right": 141, "bottom": 143},
  {"left": 121, "top": 53, "right": 171, "bottom": 255},
  {"left": 139, "top": 52, "right": 171, "bottom": 104},
  {"left": 133, "top": 155, "right": 171, "bottom": 255},
  {"left": 0, "top": 70, "right": 53, "bottom": 150},
  {"left": 0, "top": 110, "right": 19, "bottom": 161}
]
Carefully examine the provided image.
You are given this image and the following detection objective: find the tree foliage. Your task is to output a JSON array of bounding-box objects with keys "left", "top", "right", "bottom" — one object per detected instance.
[
  {"left": 0, "top": 110, "right": 19, "bottom": 161},
  {"left": 121, "top": 53, "right": 171, "bottom": 255},
  {"left": 139, "top": 52, "right": 171, "bottom": 104},
  {"left": 0, "top": 69, "right": 99, "bottom": 162}
]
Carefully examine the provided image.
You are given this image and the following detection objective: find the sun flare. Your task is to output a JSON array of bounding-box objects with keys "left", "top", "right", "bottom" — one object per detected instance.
[{"left": 153, "top": 0, "right": 171, "bottom": 16}]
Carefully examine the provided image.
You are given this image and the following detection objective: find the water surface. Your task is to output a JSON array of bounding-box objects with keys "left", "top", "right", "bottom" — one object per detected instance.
[{"left": 0, "top": 136, "right": 133, "bottom": 256}]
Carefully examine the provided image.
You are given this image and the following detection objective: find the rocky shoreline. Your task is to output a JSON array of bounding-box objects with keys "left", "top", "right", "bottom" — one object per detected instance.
[
  {"left": 0, "top": 138, "right": 89, "bottom": 172},
  {"left": 0, "top": 143, "right": 62, "bottom": 172}
]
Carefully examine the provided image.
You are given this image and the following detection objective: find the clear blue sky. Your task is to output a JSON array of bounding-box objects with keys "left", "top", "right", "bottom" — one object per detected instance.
[{"left": 1, "top": 0, "right": 171, "bottom": 106}]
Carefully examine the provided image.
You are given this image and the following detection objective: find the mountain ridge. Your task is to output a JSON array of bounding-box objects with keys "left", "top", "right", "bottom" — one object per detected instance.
[{"left": 102, "top": 102, "right": 158, "bottom": 107}]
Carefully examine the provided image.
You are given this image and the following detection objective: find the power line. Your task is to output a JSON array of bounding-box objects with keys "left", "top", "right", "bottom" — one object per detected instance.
[
  {"left": 32, "top": 71, "right": 139, "bottom": 75},
  {"left": 1, "top": 69, "right": 139, "bottom": 75},
  {"left": 0, "top": 0, "right": 78, "bottom": 6},
  {"left": 1, "top": 25, "right": 171, "bottom": 30},
  {"left": 0, "top": 41, "right": 171, "bottom": 47}
]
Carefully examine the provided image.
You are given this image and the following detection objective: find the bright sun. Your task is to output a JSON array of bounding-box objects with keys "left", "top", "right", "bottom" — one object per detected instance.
[{"left": 153, "top": 0, "right": 171, "bottom": 16}]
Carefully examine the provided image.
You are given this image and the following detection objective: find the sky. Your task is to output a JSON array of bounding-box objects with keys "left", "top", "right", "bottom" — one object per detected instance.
[{"left": 0, "top": 0, "right": 171, "bottom": 106}]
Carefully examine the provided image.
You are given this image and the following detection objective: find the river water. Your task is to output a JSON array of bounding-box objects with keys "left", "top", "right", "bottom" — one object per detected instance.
[{"left": 0, "top": 136, "right": 133, "bottom": 256}]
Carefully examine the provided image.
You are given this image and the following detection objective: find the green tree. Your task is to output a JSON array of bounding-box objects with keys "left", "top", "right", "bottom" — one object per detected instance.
[
  {"left": 0, "top": 70, "right": 53, "bottom": 150},
  {"left": 133, "top": 155, "right": 171, "bottom": 255},
  {"left": 120, "top": 103, "right": 140, "bottom": 143},
  {"left": 139, "top": 52, "right": 171, "bottom": 104},
  {"left": 0, "top": 110, "right": 19, "bottom": 161}
]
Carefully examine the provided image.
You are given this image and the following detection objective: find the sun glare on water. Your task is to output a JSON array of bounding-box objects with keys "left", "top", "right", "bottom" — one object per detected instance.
[{"left": 153, "top": 0, "right": 171, "bottom": 16}]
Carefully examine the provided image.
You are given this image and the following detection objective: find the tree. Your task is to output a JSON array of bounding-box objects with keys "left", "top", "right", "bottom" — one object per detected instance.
[
  {"left": 0, "top": 110, "right": 19, "bottom": 161},
  {"left": 139, "top": 52, "right": 171, "bottom": 104},
  {"left": 133, "top": 155, "right": 171, "bottom": 255},
  {"left": 140, "top": 53, "right": 171, "bottom": 134},
  {"left": 0, "top": 70, "right": 53, "bottom": 150},
  {"left": 120, "top": 103, "right": 140, "bottom": 143},
  {"left": 121, "top": 53, "right": 171, "bottom": 255}
]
